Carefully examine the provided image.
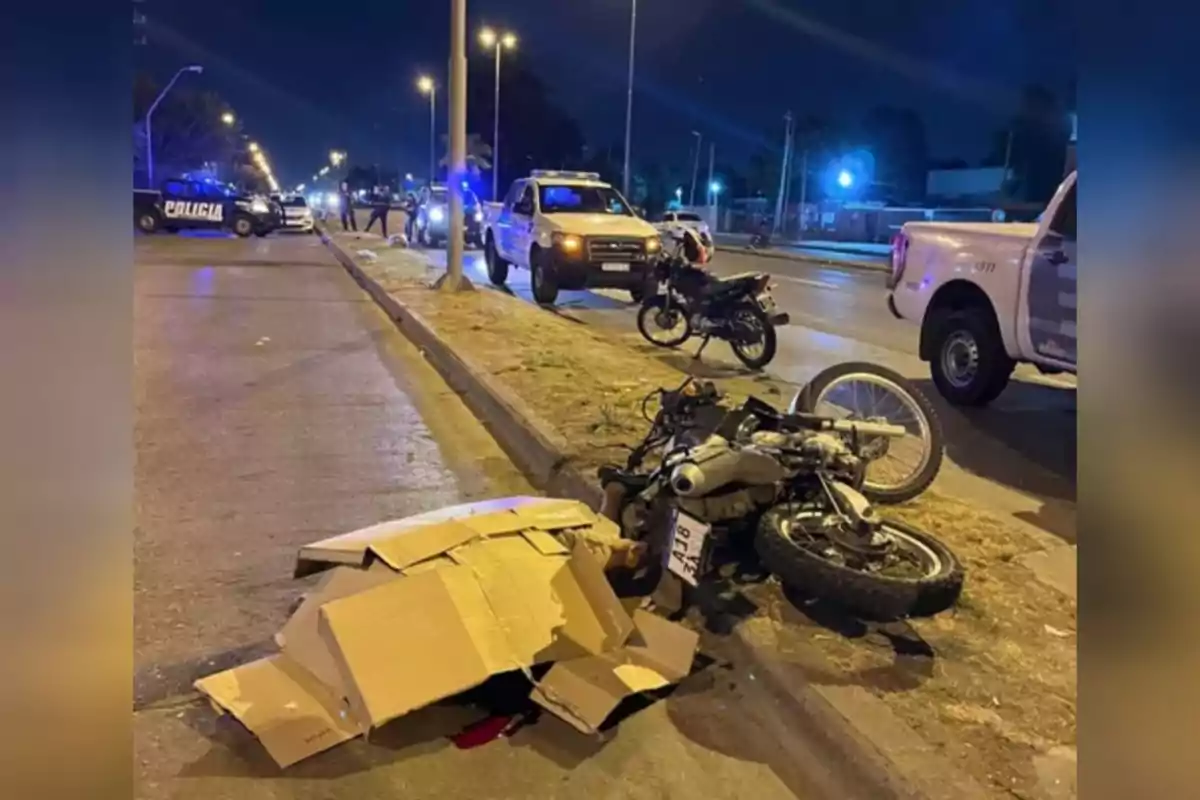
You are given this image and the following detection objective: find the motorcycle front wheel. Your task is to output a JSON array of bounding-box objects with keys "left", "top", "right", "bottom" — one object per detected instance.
[
  {"left": 729, "top": 306, "right": 777, "bottom": 370},
  {"left": 790, "top": 361, "right": 943, "bottom": 504},
  {"left": 637, "top": 296, "right": 692, "bottom": 348},
  {"left": 755, "top": 503, "right": 964, "bottom": 620}
]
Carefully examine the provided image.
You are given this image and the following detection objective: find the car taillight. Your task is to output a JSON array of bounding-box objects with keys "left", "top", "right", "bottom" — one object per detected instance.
[{"left": 888, "top": 233, "right": 908, "bottom": 289}]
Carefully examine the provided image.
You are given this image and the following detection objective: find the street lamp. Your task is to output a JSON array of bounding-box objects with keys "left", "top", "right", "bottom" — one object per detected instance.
[
  {"left": 837, "top": 169, "right": 853, "bottom": 188},
  {"left": 221, "top": 111, "right": 235, "bottom": 126},
  {"left": 479, "top": 26, "right": 517, "bottom": 202},
  {"left": 248, "top": 141, "right": 260, "bottom": 153},
  {"left": 330, "top": 150, "right": 346, "bottom": 167},
  {"left": 417, "top": 75, "right": 437, "bottom": 184},
  {"left": 622, "top": 0, "right": 638, "bottom": 199},
  {"left": 688, "top": 131, "right": 702, "bottom": 206},
  {"left": 144, "top": 64, "right": 203, "bottom": 187}
]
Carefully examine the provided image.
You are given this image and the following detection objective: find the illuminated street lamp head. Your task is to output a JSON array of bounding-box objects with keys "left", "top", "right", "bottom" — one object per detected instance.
[
  {"left": 186, "top": 65, "right": 203, "bottom": 74},
  {"left": 478, "top": 27, "right": 496, "bottom": 47},
  {"left": 709, "top": 181, "right": 722, "bottom": 195},
  {"left": 248, "top": 141, "right": 260, "bottom": 153},
  {"left": 502, "top": 32, "right": 517, "bottom": 49},
  {"left": 329, "top": 150, "right": 345, "bottom": 167},
  {"left": 417, "top": 75, "right": 434, "bottom": 95},
  {"left": 221, "top": 111, "right": 235, "bottom": 126},
  {"left": 837, "top": 169, "right": 853, "bottom": 189}
]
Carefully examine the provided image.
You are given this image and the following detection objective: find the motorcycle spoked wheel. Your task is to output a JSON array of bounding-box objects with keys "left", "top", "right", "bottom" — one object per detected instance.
[
  {"left": 637, "top": 295, "right": 693, "bottom": 348},
  {"left": 728, "top": 306, "right": 777, "bottom": 370},
  {"left": 754, "top": 503, "right": 964, "bottom": 620},
  {"left": 790, "top": 361, "right": 944, "bottom": 505}
]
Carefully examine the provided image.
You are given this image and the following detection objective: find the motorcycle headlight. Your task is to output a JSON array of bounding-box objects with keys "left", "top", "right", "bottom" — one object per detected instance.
[
  {"left": 250, "top": 199, "right": 269, "bottom": 214},
  {"left": 474, "top": 210, "right": 483, "bottom": 222},
  {"left": 429, "top": 206, "right": 445, "bottom": 222}
]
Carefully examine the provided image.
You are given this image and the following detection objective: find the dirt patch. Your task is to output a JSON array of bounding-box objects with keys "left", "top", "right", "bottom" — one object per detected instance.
[{"left": 356, "top": 259, "right": 1076, "bottom": 798}]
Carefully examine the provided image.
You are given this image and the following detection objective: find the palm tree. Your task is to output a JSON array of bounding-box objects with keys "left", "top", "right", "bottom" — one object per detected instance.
[{"left": 439, "top": 133, "right": 492, "bottom": 177}]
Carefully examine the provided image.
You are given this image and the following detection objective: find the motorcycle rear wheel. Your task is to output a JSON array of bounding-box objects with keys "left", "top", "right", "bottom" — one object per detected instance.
[
  {"left": 729, "top": 306, "right": 777, "bottom": 370},
  {"left": 755, "top": 503, "right": 963, "bottom": 620},
  {"left": 637, "top": 296, "right": 692, "bottom": 348}
]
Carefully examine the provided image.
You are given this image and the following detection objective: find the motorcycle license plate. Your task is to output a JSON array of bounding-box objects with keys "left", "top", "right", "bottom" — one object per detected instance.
[
  {"left": 665, "top": 509, "right": 711, "bottom": 586},
  {"left": 757, "top": 292, "right": 777, "bottom": 313},
  {"left": 601, "top": 262, "right": 631, "bottom": 272}
]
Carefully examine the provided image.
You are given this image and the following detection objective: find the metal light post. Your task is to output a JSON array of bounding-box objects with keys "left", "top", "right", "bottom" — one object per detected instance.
[
  {"left": 440, "top": 0, "right": 470, "bottom": 291},
  {"left": 479, "top": 28, "right": 517, "bottom": 202},
  {"left": 622, "top": 0, "right": 638, "bottom": 199},
  {"left": 417, "top": 75, "right": 437, "bottom": 183},
  {"left": 145, "top": 64, "right": 203, "bottom": 187},
  {"left": 688, "top": 131, "right": 702, "bottom": 207}
]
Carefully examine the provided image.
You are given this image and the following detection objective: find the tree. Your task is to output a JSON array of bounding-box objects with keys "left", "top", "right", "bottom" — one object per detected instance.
[
  {"left": 984, "top": 83, "right": 1070, "bottom": 204},
  {"left": 855, "top": 107, "right": 929, "bottom": 204},
  {"left": 439, "top": 133, "right": 493, "bottom": 177},
  {"left": 465, "top": 55, "right": 584, "bottom": 194},
  {"left": 132, "top": 71, "right": 243, "bottom": 186}
]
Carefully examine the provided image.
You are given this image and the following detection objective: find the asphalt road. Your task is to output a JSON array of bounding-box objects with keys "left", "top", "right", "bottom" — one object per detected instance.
[
  {"left": 134, "top": 231, "right": 863, "bottom": 800},
  {"left": 425, "top": 244, "right": 1077, "bottom": 553}
]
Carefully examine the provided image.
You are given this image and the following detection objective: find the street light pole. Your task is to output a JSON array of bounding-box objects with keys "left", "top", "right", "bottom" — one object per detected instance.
[
  {"left": 428, "top": 87, "right": 437, "bottom": 184},
  {"left": 688, "top": 131, "right": 702, "bottom": 207},
  {"left": 622, "top": 0, "right": 638, "bottom": 200},
  {"left": 441, "top": 0, "right": 469, "bottom": 291},
  {"left": 480, "top": 28, "right": 516, "bottom": 202},
  {"left": 144, "top": 64, "right": 202, "bottom": 187}
]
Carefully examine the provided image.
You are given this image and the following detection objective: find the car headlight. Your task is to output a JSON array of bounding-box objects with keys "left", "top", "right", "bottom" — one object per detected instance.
[
  {"left": 429, "top": 206, "right": 445, "bottom": 222},
  {"left": 552, "top": 232, "right": 583, "bottom": 255},
  {"left": 645, "top": 236, "right": 662, "bottom": 254},
  {"left": 474, "top": 210, "right": 483, "bottom": 222},
  {"left": 250, "top": 199, "right": 269, "bottom": 214},
  {"left": 327, "top": 193, "right": 340, "bottom": 209}
]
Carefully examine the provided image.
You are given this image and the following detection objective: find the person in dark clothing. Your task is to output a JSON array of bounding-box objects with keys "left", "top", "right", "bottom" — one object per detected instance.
[
  {"left": 402, "top": 192, "right": 419, "bottom": 243},
  {"left": 364, "top": 185, "right": 391, "bottom": 238},
  {"left": 338, "top": 181, "right": 357, "bottom": 231}
]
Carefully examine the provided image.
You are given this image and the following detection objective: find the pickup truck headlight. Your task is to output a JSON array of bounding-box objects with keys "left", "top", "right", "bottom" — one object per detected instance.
[
  {"left": 552, "top": 232, "right": 583, "bottom": 256},
  {"left": 645, "top": 236, "right": 662, "bottom": 254},
  {"left": 429, "top": 206, "right": 445, "bottom": 222},
  {"left": 250, "top": 199, "right": 269, "bottom": 214}
]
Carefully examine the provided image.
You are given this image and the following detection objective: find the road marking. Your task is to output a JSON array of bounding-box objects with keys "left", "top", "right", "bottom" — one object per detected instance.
[{"left": 772, "top": 274, "right": 840, "bottom": 290}]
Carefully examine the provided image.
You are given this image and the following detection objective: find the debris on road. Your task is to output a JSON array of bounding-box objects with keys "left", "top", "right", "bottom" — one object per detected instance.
[{"left": 194, "top": 496, "right": 699, "bottom": 768}]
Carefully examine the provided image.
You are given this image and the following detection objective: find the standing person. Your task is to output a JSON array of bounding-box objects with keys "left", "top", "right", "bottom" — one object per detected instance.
[
  {"left": 403, "top": 191, "right": 419, "bottom": 243},
  {"left": 364, "top": 184, "right": 390, "bottom": 238},
  {"left": 338, "top": 181, "right": 356, "bottom": 231}
]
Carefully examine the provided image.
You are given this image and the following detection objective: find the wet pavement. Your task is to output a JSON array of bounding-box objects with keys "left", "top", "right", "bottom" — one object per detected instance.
[
  {"left": 422, "top": 244, "right": 1077, "bottom": 553},
  {"left": 134, "top": 231, "right": 855, "bottom": 799}
]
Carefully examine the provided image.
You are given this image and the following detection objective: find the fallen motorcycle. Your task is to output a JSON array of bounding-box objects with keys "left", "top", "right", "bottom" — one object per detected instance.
[
  {"left": 598, "top": 373, "right": 962, "bottom": 620},
  {"left": 637, "top": 228, "right": 789, "bottom": 370}
]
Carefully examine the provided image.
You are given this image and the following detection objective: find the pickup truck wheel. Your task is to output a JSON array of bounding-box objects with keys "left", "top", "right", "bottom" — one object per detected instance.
[
  {"left": 485, "top": 236, "right": 509, "bottom": 285},
  {"left": 530, "top": 248, "right": 559, "bottom": 305},
  {"left": 929, "top": 308, "right": 1015, "bottom": 407}
]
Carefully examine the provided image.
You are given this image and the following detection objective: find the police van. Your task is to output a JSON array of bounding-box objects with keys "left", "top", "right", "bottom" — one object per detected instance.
[{"left": 134, "top": 178, "right": 282, "bottom": 237}]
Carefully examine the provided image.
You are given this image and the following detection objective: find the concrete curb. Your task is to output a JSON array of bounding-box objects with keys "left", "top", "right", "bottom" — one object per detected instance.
[
  {"left": 716, "top": 245, "right": 888, "bottom": 273},
  {"left": 318, "top": 226, "right": 993, "bottom": 800}
]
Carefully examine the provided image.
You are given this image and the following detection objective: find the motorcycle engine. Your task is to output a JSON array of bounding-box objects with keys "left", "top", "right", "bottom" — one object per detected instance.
[{"left": 676, "top": 484, "right": 779, "bottom": 523}]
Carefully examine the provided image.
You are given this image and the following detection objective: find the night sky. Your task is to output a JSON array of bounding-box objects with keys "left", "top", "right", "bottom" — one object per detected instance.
[{"left": 137, "top": 0, "right": 1074, "bottom": 188}]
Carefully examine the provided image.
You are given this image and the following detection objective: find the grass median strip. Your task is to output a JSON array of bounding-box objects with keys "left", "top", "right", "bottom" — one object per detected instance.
[{"left": 348, "top": 243, "right": 1076, "bottom": 799}]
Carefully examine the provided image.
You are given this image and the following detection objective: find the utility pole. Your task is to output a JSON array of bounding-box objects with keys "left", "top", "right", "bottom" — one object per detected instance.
[
  {"left": 706, "top": 141, "right": 716, "bottom": 227},
  {"left": 689, "top": 131, "right": 702, "bottom": 207},
  {"left": 773, "top": 111, "right": 793, "bottom": 234},
  {"left": 797, "top": 147, "right": 809, "bottom": 241},
  {"left": 622, "top": 0, "right": 638, "bottom": 199},
  {"left": 439, "top": 0, "right": 470, "bottom": 291}
]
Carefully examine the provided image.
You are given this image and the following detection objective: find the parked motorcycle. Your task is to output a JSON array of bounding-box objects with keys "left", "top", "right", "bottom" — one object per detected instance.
[
  {"left": 637, "top": 228, "right": 789, "bottom": 370},
  {"left": 598, "top": 372, "right": 961, "bottom": 620}
]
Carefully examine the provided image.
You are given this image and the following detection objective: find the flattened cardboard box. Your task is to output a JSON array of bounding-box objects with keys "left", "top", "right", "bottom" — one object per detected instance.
[{"left": 194, "top": 497, "right": 699, "bottom": 767}]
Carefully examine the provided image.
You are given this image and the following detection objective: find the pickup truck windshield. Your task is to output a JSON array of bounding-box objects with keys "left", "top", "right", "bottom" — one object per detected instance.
[{"left": 538, "top": 184, "right": 631, "bottom": 216}]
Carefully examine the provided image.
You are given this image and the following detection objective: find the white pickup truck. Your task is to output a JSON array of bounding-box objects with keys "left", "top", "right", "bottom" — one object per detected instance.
[
  {"left": 887, "top": 170, "right": 1077, "bottom": 406},
  {"left": 482, "top": 170, "right": 662, "bottom": 304}
]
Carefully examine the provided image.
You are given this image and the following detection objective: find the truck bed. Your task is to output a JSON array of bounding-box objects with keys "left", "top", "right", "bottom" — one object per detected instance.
[{"left": 903, "top": 221, "right": 1039, "bottom": 240}]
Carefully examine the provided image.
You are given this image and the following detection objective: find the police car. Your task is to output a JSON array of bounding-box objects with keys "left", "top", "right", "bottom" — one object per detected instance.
[{"left": 134, "top": 178, "right": 282, "bottom": 237}]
